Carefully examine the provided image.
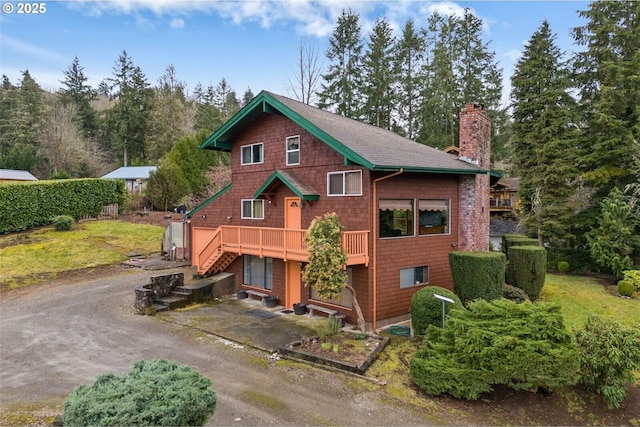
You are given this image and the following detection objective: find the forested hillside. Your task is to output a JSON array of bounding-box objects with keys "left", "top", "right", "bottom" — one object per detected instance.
[{"left": 1, "top": 3, "right": 638, "bottom": 268}]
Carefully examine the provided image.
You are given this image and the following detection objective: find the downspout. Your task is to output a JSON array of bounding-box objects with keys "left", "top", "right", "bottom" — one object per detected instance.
[{"left": 372, "top": 168, "right": 404, "bottom": 332}]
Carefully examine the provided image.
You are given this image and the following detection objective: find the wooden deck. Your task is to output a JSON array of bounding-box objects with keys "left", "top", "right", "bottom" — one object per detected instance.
[{"left": 193, "top": 225, "right": 369, "bottom": 275}]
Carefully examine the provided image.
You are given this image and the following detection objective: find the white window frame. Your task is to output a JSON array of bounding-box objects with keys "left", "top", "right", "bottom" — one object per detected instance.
[
  {"left": 327, "top": 170, "right": 362, "bottom": 196},
  {"left": 286, "top": 135, "right": 300, "bottom": 166},
  {"left": 400, "top": 266, "right": 429, "bottom": 288},
  {"left": 241, "top": 142, "right": 264, "bottom": 165},
  {"left": 241, "top": 199, "right": 264, "bottom": 219}
]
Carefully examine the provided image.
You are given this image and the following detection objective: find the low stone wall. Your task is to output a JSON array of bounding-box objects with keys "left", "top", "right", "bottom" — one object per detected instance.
[{"left": 135, "top": 272, "right": 184, "bottom": 314}]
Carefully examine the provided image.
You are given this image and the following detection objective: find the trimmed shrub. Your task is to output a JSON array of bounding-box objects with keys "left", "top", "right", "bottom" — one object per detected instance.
[
  {"left": 63, "top": 359, "right": 217, "bottom": 426},
  {"left": 501, "top": 234, "right": 537, "bottom": 256},
  {"left": 617, "top": 280, "right": 635, "bottom": 297},
  {"left": 449, "top": 251, "right": 506, "bottom": 305},
  {"left": 574, "top": 315, "right": 640, "bottom": 409},
  {"left": 546, "top": 247, "right": 593, "bottom": 273},
  {"left": 410, "top": 286, "right": 462, "bottom": 334},
  {"left": 51, "top": 215, "right": 74, "bottom": 231},
  {"left": 557, "top": 261, "right": 570, "bottom": 273},
  {"left": 0, "top": 179, "right": 126, "bottom": 234},
  {"left": 622, "top": 270, "right": 640, "bottom": 292},
  {"left": 409, "top": 299, "right": 579, "bottom": 400},
  {"left": 506, "top": 246, "right": 547, "bottom": 301},
  {"left": 502, "top": 284, "right": 529, "bottom": 303}
]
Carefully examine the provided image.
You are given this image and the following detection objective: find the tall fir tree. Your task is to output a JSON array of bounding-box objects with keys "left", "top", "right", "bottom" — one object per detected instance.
[
  {"left": 317, "top": 8, "right": 364, "bottom": 119},
  {"left": 394, "top": 19, "right": 425, "bottom": 139},
  {"left": 361, "top": 17, "right": 397, "bottom": 129},
  {"left": 105, "top": 50, "right": 153, "bottom": 165},
  {"left": 60, "top": 56, "right": 98, "bottom": 139},
  {"left": 510, "top": 20, "right": 581, "bottom": 245},
  {"left": 572, "top": 1, "right": 640, "bottom": 198}
]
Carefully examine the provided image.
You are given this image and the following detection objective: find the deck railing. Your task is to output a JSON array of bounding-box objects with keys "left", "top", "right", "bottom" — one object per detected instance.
[{"left": 194, "top": 225, "right": 369, "bottom": 271}]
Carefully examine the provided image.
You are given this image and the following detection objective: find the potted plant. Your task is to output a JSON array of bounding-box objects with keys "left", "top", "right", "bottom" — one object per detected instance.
[
  {"left": 293, "top": 303, "right": 307, "bottom": 315},
  {"left": 236, "top": 290, "right": 248, "bottom": 299},
  {"left": 264, "top": 296, "right": 278, "bottom": 308}
]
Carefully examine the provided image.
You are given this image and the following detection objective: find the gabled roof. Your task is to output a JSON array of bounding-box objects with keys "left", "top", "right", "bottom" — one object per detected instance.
[
  {"left": 101, "top": 166, "right": 157, "bottom": 180},
  {"left": 254, "top": 170, "right": 320, "bottom": 201},
  {"left": 186, "top": 183, "right": 232, "bottom": 219},
  {"left": 201, "top": 91, "right": 486, "bottom": 175},
  {"left": 0, "top": 169, "right": 38, "bottom": 181}
]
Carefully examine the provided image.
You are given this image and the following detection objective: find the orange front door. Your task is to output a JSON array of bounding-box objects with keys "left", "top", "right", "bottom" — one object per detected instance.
[{"left": 285, "top": 197, "right": 302, "bottom": 308}]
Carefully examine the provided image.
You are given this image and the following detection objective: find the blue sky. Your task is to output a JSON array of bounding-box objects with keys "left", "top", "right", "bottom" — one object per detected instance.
[{"left": 0, "top": 1, "right": 589, "bottom": 106}]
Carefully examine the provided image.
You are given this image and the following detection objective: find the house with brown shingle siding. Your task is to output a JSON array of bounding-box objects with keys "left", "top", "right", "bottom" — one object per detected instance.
[{"left": 188, "top": 91, "right": 490, "bottom": 330}]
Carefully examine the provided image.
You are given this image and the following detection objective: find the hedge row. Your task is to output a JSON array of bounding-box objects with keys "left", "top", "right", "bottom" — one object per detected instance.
[
  {"left": 449, "top": 251, "right": 506, "bottom": 305},
  {"left": 0, "top": 179, "right": 126, "bottom": 234},
  {"left": 506, "top": 246, "right": 547, "bottom": 301}
]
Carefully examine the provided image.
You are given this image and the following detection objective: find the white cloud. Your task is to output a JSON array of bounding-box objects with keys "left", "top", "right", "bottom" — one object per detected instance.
[
  {"left": 0, "top": 34, "right": 65, "bottom": 61},
  {"left": 170, "top": 17, "right": 185, "bottom": 29}
]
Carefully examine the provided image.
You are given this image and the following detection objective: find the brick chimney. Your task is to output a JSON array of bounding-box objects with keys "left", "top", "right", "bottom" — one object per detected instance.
[{"left": 457, "top": 103, "right": 491, "bottom": 251}]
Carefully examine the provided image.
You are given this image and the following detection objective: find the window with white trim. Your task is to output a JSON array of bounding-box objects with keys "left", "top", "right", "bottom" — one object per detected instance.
[
  {"left": 286, "top": 135, "right": 300, "bottom": 165},
  {"left": 241, "top": 143, "right": 263, "bottom": 165},
  {"left": 243, "top": 255, "right": 272, "bottom": 290},
  {"left": 418, "top": 199, "right": 449, "bottom": 235},
  {"left": 241, "top": 199, "right": 264, "bottom": 219},
  {"left": 400, "top": 266, "right": 429, "bottom": 288},
  {"left": 327, "top": 170, "right": 362, "bottom": 196}
]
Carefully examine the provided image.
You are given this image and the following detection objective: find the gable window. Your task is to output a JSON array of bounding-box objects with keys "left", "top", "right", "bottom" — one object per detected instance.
[
  {"left": 400, "top": 266, "right": 429, "bottom": 288},
  {"left": 379, "top": 199, "right": 414, "bottom": 237},
  {"left": 241, "top": 199, "right": 264, "bottom": 219},
  {"left": 241, "top": 143, "right": 263, "bottom": 165},
  {"left": 418, "top": 199, "right": 449, "bottom": 235},
  {"left": 286, "top": 136, "right": 300, "bottom": 165},
  {"left": 327, "top": 170, "right": 362, "bottom": 196},
  {"left": 243, "top": 255, "right": 272, "bottom": 290}
]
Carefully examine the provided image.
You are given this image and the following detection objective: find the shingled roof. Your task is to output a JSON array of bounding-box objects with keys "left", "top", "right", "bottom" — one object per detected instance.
[{"left": 201, "top": 90, "right": 486, "bottom": 175}]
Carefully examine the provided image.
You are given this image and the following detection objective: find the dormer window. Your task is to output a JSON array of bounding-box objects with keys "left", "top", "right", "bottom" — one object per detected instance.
[
  {"left": 286, "top": 136, "right": 300, "bottom": 165},
  {"left": 241, "top": 143, "right": 263, "bottom": 165}
]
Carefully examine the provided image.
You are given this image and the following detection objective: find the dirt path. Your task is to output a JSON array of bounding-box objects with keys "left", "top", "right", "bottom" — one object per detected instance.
[{"left": 0, "top": 267, "right": 450, "bottom": 426}]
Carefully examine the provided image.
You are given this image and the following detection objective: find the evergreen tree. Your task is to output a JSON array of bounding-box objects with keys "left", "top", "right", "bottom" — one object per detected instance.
[
  {"left": 361, "top": 17, "right": 397, "bottom": 129},
  {"left": 317, "top": 8, "right": 364, "bottom": 119},
  {"left": 241, "top": 88, "right": 254, "bottom": 106},
  {"left": 105, "top": 51, "right": 153, "bottom": 165},
  {"left": 60, "top": 56, "right": 98, "bottom": 138},
  {"left": 394, "top": 19, "right": 425, "bottom": 139},
  {"left": 147, "top": 64, "right": 191, "bottom": 161},
  {"left": 572, "top": 1, "right": 640, "bottom": 197},
  {"left": 193, "top": 83, "right": 222, "bottom": 134},
  {"left": 510, "top": 20, "right": 581, "bottom": 245}
]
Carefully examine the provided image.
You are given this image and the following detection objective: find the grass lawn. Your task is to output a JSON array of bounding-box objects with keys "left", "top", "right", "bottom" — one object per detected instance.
[
  {"left": 540, "top": 273, "right": 640, "bottom": 329},
  {"left": 0, "top": 220, "right": 164, "bottom": 289}
]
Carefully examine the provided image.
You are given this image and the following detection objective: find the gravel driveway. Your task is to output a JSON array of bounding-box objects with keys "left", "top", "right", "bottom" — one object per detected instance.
[{"left": 0, "top": 267, "right": 441, "bottom": 426}]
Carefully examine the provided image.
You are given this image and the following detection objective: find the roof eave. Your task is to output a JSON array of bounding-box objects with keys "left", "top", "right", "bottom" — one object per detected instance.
[{"left": 186, "top": 183, "right": 232, "bottom": 218}]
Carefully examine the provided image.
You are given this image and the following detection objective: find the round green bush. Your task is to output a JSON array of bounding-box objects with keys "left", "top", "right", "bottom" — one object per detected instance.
[
  {"left": 502, "top": 284, "right": 529, "bottom": 303},
  {"left": 51, "top": 215, "right": 74, "bottom": 231},
  {"left": 63, "top": 359, "right": 217, "bottom": 426},
  {"left": 557, "top": 261, "right": 570, "bottom": 273},
  {"left": 617, "top": 280, "right": 635, "bottom": 297},
  {"left": 410, "top": 286, "right": 462, "bottom": 335}
]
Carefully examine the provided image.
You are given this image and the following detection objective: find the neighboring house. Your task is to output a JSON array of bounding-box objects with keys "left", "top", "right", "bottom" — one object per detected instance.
[
  {"left": 101, "top": 166, "right": 156, "bottom": 193},
  {"left": 187, "top": 91, "right": 491, "bottom": 330},
  {"left": 0, "top": 169, "right": 38, "bottom": 183},
  {"left": 490, "top": 177, "right": 520, "bottom": 215}
]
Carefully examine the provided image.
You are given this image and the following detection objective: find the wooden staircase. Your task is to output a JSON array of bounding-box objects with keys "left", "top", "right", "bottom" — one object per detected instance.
[{"left": 199, "top": 249, "right": 237, "bottom": 275}]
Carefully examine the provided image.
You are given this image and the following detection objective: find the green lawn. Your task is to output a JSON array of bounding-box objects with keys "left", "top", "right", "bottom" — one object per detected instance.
[
  {"left": 540, "top": 273, "right": 640, "bottom": 330},
  {"left": 0, "top": 220, "right": 164, "bottom": 289}
]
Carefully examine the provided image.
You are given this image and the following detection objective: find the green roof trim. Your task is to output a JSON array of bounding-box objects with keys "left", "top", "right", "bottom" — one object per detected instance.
[
  {"left": 186, "top": 183, "right": 232, "bottom": 218},
  {"left": 254, "top": 170, "right": 320, "bottom": 201}
]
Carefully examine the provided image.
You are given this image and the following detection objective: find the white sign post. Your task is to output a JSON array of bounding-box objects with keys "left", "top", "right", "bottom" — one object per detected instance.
[{"left": 433, "top": 293, "right": 455, "bottom": 328}]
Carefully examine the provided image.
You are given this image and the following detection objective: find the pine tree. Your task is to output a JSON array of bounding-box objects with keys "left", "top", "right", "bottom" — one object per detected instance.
[
  {"left": 317, "top": 8, "right": 364, "bottom": 119},
  {"left": 361, "top": 17, "right": 397, "bottom": 129},
  {"left": 572, "top": 1, "right": 640, "bottom": 197},
  {"left": 510, "top": 20, "right": 581, "bottom": 244}
]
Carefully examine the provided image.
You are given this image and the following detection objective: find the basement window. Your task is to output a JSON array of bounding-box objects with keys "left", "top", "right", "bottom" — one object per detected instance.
[
  {"left": 400, "top": 266, "right": 429, "bottom": 288},
  {"left": 243, "top": 255, "right": 272, "bottom": 290}
]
